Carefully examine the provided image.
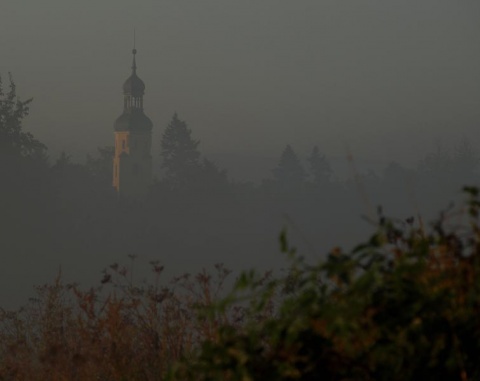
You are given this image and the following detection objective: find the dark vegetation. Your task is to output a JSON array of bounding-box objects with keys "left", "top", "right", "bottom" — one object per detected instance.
[
  {"left": 172, "top": 190, "right": 480, "bottom": 381},
  {"left": 1, "top": 75, "right": 480, "bottom": 379}
]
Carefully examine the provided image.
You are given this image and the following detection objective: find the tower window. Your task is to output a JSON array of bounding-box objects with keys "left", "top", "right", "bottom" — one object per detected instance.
[{"left": 122, "top": 140, "right": 126, "bottom": 150}]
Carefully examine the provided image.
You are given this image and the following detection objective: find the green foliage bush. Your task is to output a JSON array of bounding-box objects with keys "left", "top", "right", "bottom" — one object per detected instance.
[{"left": 171, "top": 187, "right": 480, "bottom": 381}]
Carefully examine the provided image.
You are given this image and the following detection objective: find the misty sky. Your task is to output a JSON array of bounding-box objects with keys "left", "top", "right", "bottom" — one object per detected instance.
[{"left": 1, "top": 0, "right": 480, "bottom": 171}]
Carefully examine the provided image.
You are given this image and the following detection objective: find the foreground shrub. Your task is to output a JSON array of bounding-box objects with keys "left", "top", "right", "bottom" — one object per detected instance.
[
  {"left": 0, "top": 262, "right": 238, "bottom": 381},
  {"left": 171, "top": 187, "right": 480, "bottom": 381}
]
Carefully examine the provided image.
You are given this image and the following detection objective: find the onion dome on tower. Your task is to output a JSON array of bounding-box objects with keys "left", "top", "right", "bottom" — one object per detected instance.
[{"left": 114, "top": 48, "right": 153, "bottom": 132}]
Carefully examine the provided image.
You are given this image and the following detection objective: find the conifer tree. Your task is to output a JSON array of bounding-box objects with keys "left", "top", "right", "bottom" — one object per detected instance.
[
  {"left": 307, "top": 145, "right": 332, "bottom": 185},
  {"left": 200, "top": 158, "right": 228, "bottom": 190},
  {"left": 160, "top": 113, "right": 201, "bottom": 189},
  {"left": 273, "top": 144, "right": 306, "bottom": 187}
]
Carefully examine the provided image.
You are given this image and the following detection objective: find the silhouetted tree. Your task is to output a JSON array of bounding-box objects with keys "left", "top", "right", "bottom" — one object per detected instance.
[
  {"left": 0, "top": 74, "right": 53, "bottom": 259},
  {"left": 51, "top": 151, "right": 92, "bottom": 200},
  {"left": 198, "top": 158, "right": 229, "bottom": 193},
  {"left": 52, "top": 151, "right": 73, "bottom": 172},
  {"left": 451, "top": 139, "right": 479, "bottom": 182},
  {"left": 418, "top": 142, "right": 452, "bottom": 177},
  {"left": 307, "top": 146, "right": 332, "bottom": 185},
  {"left": 273, "top": 145, "right": 306, "bottom": 188},
  {"left": 0, "top": 74, "right": 46, "bottom": 160},
  {"left": 160, "top": 113, "right": 201, "bottom": 189},
  {"left": 416, "top": 140, "right": 479, "bottom": 202},
  {"left": 85, "top": 146, "right": 115, "bottom": 194}
]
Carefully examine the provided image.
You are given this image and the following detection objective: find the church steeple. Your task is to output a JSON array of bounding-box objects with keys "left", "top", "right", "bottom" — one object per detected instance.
[{"left": 113, "top": 42, "right": 153, "bottom": 198}]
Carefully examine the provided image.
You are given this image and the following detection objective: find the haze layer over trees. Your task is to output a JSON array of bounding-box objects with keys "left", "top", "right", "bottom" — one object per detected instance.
[{"left": 0, "top": 75, "right": 479, "bottom": 309}]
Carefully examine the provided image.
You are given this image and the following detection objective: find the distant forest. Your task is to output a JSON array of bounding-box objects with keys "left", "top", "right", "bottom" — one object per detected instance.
[{"left": 1, "top": 74, "right": 479, "bottom": 307}]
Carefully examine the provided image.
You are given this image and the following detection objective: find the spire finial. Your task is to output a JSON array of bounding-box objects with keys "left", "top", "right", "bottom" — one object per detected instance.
[{"left": 132, "top": 28, "right": 137, "bottom": 73}]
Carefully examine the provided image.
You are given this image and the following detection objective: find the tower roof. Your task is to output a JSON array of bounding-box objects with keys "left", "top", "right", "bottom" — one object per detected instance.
[
  {"left": 114, "top": 109, "right": 153, "bottom": 132},
  {"left": 122, "top": 49, "right": 145, "bottom": 96},
  {"left": 114, "top": 44, "right": 152, "bottom": 132}
]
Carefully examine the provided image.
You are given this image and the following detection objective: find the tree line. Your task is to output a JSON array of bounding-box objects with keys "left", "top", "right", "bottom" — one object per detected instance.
[{"left": 1, "top": 73, "right": 479, "bottom": 306}]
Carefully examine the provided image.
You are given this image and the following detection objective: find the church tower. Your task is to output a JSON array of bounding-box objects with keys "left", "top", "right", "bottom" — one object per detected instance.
[{"left": 113, "top": 47, "right": 153, "bottom": 197}]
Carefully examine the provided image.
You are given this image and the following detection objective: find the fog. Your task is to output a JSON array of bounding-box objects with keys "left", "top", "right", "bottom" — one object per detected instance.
[{"left": 1, "top": 1, "right": 480, "bottom": 308}]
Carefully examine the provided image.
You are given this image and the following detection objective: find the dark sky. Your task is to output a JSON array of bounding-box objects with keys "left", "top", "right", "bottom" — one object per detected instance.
[{"left": 1, "top": 0, "right": 480, "bottom": 168}]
